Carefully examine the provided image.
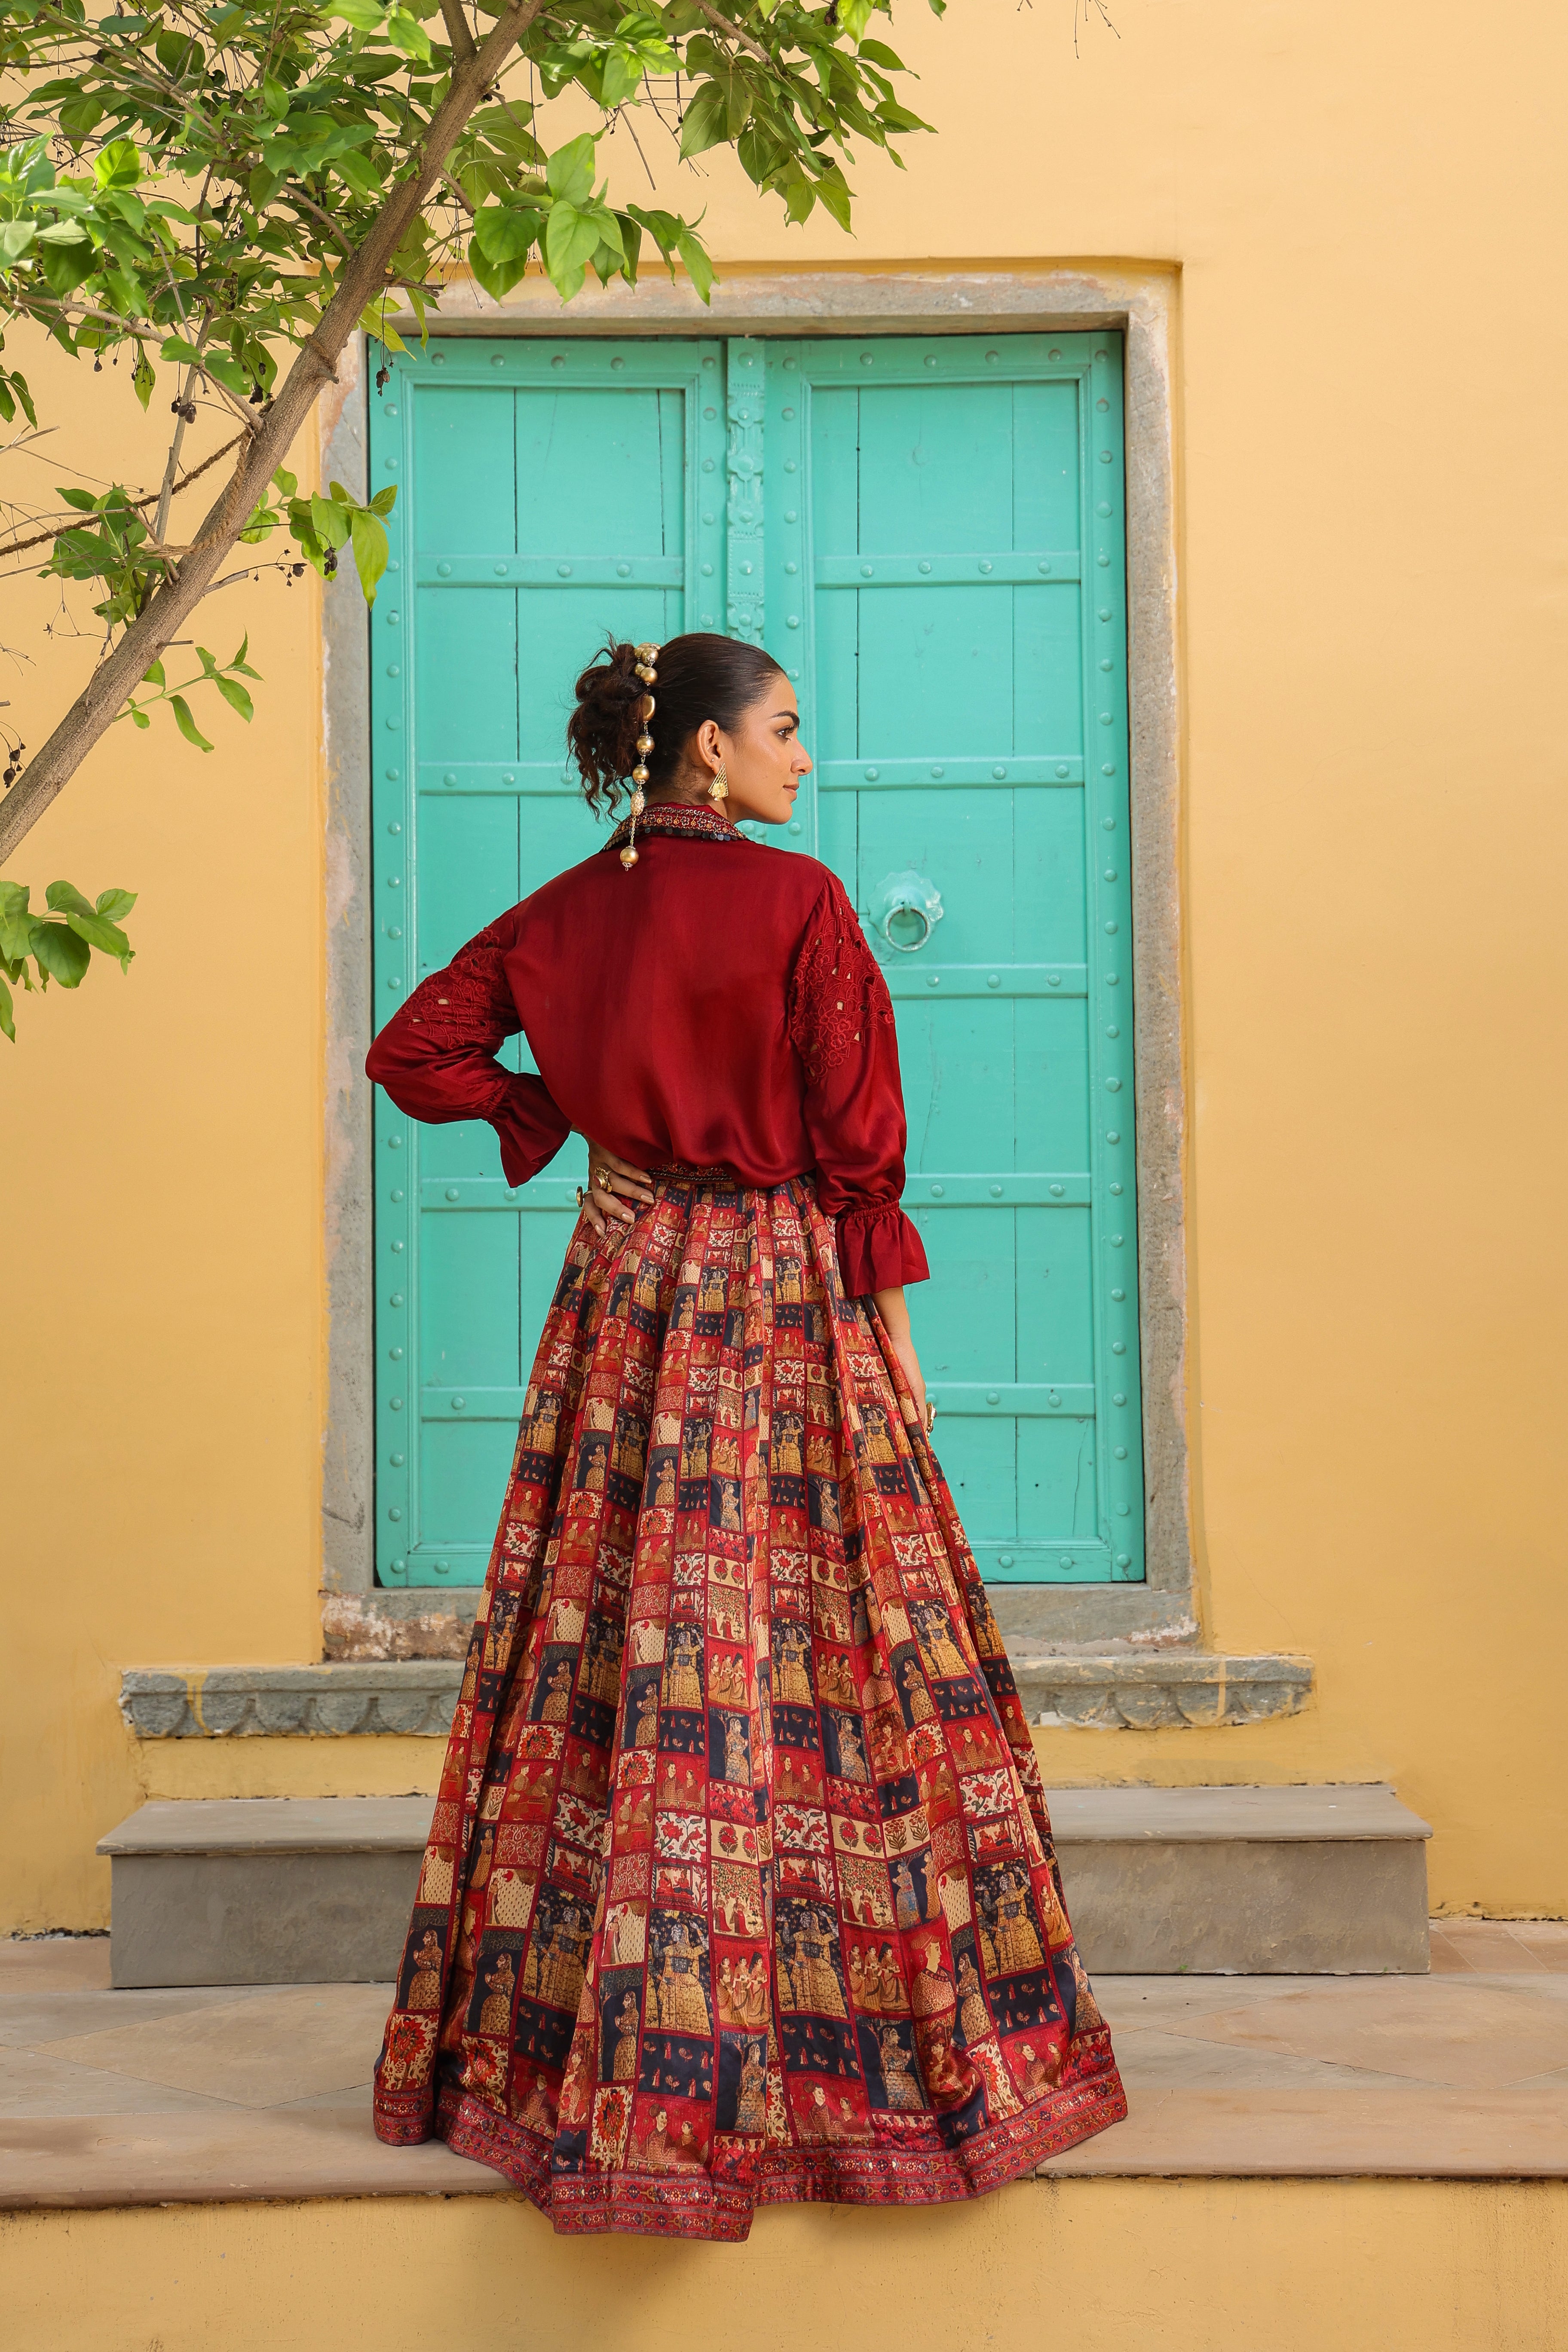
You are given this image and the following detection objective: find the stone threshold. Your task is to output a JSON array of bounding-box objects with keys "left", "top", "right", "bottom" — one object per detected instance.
[{"left": 120, "top": 1649, "right": 1312, "bottom": 1740}]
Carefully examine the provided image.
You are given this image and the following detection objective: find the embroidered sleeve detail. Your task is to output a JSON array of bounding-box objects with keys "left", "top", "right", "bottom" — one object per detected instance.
[
  {"left": 787, "top": 879, "right": 896, "bottom": 1085},
  {"left": 400, "top": 922, "right": 518, "bottom": 1058}
]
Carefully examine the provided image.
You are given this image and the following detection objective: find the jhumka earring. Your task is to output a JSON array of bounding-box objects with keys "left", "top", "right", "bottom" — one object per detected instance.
[
  {"left": 709, "top": 759, "right": 728, "bottom": 803},
  {"left": 619, "top": 641, "right": 659, "bottom": 872}
]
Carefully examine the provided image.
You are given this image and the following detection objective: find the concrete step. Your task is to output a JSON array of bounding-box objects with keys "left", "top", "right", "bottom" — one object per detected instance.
[
  {"left": 1048, "top": 1784, "right": 1432, "bottom": 1974},
  {"left": 99, "top": 1782, "right": 1432, "bottom": 1988}
]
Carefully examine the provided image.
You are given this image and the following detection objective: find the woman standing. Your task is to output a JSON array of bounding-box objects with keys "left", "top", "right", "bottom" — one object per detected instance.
[{"left": 367, "top": 632, "right": 1125, "bottom": 2239}]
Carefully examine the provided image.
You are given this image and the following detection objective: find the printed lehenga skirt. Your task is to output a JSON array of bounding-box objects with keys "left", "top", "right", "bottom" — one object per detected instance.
[{"left": 372, "top": 1165, "right": 1127, "bottom": 2239}]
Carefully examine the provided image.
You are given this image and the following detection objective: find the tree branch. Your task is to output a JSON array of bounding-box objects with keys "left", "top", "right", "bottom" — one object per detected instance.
[
  {"left": 0, "top": 0, "right": 550, "bottom": 863},
  {"left": 439, "top": 0, "right": 477, "bottom": 59},
  {"left": 689, "top": 0, "right": 770, "bottom": 63}
]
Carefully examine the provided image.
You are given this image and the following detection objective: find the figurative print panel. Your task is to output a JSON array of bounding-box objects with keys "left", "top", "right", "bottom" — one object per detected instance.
[{"left": 373, "top": 1168, "right": 1125, "bottom": 2240}]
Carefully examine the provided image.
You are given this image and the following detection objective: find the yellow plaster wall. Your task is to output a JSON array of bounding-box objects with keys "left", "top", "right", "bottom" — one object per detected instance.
[
  {"left": 6, "top": 0, "right": 1568, "bottom": 1927},
  {"left": 3, "top": 2180, "right": 1565, "bottom": 2352}
]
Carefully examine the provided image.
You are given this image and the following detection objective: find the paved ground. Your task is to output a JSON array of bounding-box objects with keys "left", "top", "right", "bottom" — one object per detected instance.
[{"left": 1, "top": 1925, "right": 1564, "bottom": 2208}]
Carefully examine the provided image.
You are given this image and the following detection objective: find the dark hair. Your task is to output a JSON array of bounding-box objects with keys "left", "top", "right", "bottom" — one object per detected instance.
[{"left": 566, "top": 631, "right": 787, "bottom": 815}]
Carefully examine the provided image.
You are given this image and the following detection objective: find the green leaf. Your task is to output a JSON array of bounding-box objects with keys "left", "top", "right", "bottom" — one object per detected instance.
[
  {"left": 130, "top": 707, "right": 150, "bottom": 729},
  {"left": 368, "top": 485, "right": 399, "bottom": 517},
  {"left": 675, "top": 227, "right": 716, "bottom": 304},
  {"left": 473, "top": 202, "right": 544, "bottom": 266},
  {"left": 213, "top": 673, "right": 254, "bottom": 721},
  {"left": 349, "top": 507, "right": 389, "bottom": 605},
  {"left": 335, "top": 149, "right": 383, "bottom": 201},
  {"left": 160, "top": 336, "right": 203, "bottom": 365},
  {"left": 93, "top": 138, "right": 141, "bottom": 190},
  {"left": 141, "top": 658, "right": 165, "bottom": 689},
  {"left": 273, "top": 469, "right": 298, "bottom": 500},
  {"left": 228, "top": 637, "right": 262, "bottom": 681},
  {"left": 813, "top": 162, "right": 853, "bottom": 231},
  {"left": 0, "top": 221, "right": 37, "bottom": 263},
  {"left": 131, "top": 346, "right": 156, "bottom": 410},
  {"left": 386, "top": 7, "right": 432, "bottom": 60},
  {"left": 65, "top": 910, "right": 134, "bottom": 967},
  {"left": 262, "top": 76, "right": 290, "bottom": 117},
  {"left": 679, "top": 81, "right": 730, "bottom": 161},
  {"left": 169, "top": 695, "right": 214, "bottom": 753},
  {"left": 545, "top": 133, "right": 598, "bottom": 208},
  {"left": 0, "top": 971, "right": 12, "bottom": 1045},
  {"left": 544, "top": 199, "right": 603, "bottom": 300},
  {"left": 205, "top": 351, "right": 250, "bottom": 395},
  {"left": 45, "top": 879, "right": 96, "bottom": 919},
  {"left": 58, "top": 93, "right": 106, "bottom": 145},
  {"left": 31, "top": 920, "right": 92, "bottom": 987},
  {"left": 357, "top": 306, "right": 407, "bottom": 355},
  {"left": 308, "top": 493, "right": 353, "bottom": 551},
  {"left": 858, "top": 37, "right": 906, "bottom": 67},
  {"left": 95, "top": 888, "right": 138, "bottom": 921},
  {"left": 0, "top": 882, "right": 32, "bottom": 965}
]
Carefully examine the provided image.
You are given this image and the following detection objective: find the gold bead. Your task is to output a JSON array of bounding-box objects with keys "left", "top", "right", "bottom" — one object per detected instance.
[
  {"left": 642, "top": 695, "right": 655, "bottom": 720},
  {"left": 637, "top": 734, "right": 653, "bottom": 755},
  {"left": 630, "top": 788, "right": 645, "bottom": 815},
  {"left": 619, "top": 845, "right": 639, "bottom": 869},
  {"left": 632, "top": 765, "right": 649, "bottom": 786}
]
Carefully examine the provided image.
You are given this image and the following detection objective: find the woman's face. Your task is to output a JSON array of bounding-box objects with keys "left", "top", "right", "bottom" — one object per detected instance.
[{"left": 686, "top": 678, "right": 812, "bottom": 825}]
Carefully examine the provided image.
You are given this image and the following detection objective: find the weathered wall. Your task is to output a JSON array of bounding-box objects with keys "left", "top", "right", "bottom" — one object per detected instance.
[{"left": 5, "top": 0, "right": 1567, "bottom": 1926}]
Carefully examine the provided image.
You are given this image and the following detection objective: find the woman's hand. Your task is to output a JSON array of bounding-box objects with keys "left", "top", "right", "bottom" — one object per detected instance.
[
  {"left": 577, "top": 1137, "right": 655, "bottom": 1235},
  {"left": 872, "top": 1283, "right": 931, "bottom": 1435}
]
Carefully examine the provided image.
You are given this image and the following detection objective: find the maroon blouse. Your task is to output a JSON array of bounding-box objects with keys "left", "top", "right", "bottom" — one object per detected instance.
[{"left": 364, "top": 802, "right": 929, "bottom": 1296}]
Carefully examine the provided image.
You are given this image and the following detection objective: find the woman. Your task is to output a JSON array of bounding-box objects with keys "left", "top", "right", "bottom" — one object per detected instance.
[{"left": 367, "top": 632, "right": 1125, "bottom": 2239}]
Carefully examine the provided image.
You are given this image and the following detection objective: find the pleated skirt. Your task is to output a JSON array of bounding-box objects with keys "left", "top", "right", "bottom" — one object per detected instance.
[{"left": 372, "top": 1166, "right": 1127, "bottom": 2239}]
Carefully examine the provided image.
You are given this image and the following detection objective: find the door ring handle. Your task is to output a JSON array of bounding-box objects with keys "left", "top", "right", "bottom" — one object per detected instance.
[{"left": 870, "top": 869, "right": 945, "bottom": 955}]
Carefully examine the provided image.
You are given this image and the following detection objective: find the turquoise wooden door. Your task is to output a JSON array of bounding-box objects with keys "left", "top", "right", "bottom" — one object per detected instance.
[
  {"left": 764, "top": 334, "right": 1144, "bottom": 1587},
  {"left": 369, "top": 333, "right": 1141, "bottom": 1590}
]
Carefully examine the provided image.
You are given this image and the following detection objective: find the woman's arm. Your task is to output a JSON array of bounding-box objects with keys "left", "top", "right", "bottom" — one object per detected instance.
[
  {"left": 872, "top": 1283, "right": 929, "bottom": 1431},
  {"left": 364, "top": 913, "right": 570, "bottom": 1187},
  {"left": 788, "top": 872, "right": 930, "bottom": 1296}
]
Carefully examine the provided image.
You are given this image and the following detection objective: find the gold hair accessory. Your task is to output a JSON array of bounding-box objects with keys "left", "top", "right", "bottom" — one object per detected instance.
[
  {"left": 708, "top": 758, "right": 728, "bottom": 804},
  {"left": 620, "top": 641, "right": 660, "bottom": 870}
]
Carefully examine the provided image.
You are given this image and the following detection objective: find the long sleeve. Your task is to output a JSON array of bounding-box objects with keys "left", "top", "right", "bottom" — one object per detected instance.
[
  {"left": 787, "top": 874, "right": 930, "bottom": 1296},
  {"left": 365, "top": 913, "right": 571, "bottom": 1187}
]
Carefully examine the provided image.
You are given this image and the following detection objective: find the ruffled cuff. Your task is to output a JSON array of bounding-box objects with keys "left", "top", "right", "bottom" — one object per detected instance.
[
  {"left": 836, "top": 1202, "right": 930, "bottom": 1297},
  {"left": 489, "top": 1073, "right": 571, "bottom": 1188}
]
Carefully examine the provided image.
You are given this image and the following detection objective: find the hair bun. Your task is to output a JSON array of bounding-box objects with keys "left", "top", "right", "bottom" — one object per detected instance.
[{"left": 567, "top": 639, "right": 647, "bottom": 812}]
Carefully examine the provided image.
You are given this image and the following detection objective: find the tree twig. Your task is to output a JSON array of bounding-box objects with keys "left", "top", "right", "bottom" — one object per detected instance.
[
  {"left": 0, "top": 433, "right": 247, "bottom": 560},
  {"left": 689, "top": 0, "right": 770, "bottom": 63}
]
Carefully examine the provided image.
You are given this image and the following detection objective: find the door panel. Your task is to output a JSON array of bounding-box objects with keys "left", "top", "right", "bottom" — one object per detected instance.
[
  {"left": 371, "top": 340, "right": 724, "bottom": 1586},
  {"left": 765, "top": 332, "right": 1143, "bottom": 1584},
  {"left": 369, "top": 331, "right": 1142, "bottom": 1590}
]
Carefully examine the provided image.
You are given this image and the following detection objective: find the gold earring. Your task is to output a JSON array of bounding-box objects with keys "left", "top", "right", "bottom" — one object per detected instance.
[{"left": 709, "top": 760, "right": 728, "bottom": 803}]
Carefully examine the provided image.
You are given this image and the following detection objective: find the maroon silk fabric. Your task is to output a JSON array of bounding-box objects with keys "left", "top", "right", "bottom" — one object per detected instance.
[{"left": 364, "top": 806, "right": 928, "bottom": 1295}]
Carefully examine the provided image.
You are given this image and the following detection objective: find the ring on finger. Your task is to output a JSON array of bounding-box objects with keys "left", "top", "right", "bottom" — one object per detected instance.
[{"left": 594, "top": 1166, "right": 615, "bottom": 1193}]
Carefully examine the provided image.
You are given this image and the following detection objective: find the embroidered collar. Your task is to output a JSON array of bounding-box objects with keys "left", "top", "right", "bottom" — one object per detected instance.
[{"left": 604, "top": 801, "right": 743, "bottom": 853}]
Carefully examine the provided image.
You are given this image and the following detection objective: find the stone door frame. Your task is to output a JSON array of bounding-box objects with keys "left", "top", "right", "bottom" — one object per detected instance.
[{"left": 318, "top": 263, "right": 1192, "bottom": 1658}]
